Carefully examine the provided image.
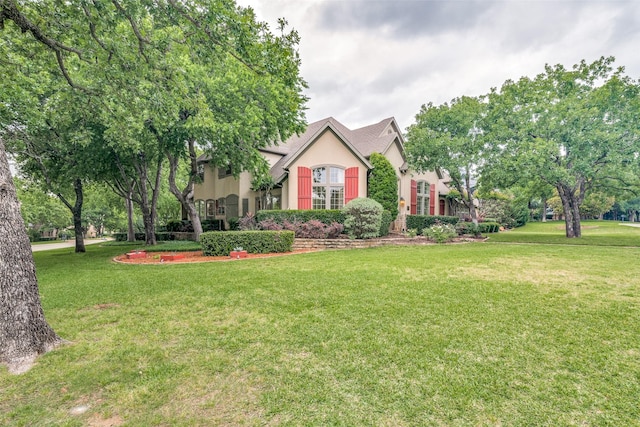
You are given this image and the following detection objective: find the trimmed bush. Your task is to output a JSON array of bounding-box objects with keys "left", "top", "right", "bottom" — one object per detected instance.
[
  {"left": 113, "top": 232, "right": 197, "bottom": 242},
  {"left": 406, "top": 215, "right": 460, "bottom": 235},
  {"left": 368, "top": 153, "right": 399, "bottom": 219},
  {"left": 256, "top": 209, "right": 345, "bottom": 226},
  {"left": 342, "top": 198, "right": 383, "bottom": 239},
  {"left": 200, "top": 230, "right": 294, "bottom": 256},
  {"left": 379, "top": 210, "right": 393, "bottom": 237},
  {"left": 479, "top": 222, "right": 501, "bottom": 233},
  {"left": 455, "top": 222, "right": 480, "bottom": 236}
]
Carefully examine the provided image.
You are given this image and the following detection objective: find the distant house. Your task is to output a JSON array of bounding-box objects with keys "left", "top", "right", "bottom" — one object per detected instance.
[{"left": 194, "top": 117, "right": 453, "bottom": 229}]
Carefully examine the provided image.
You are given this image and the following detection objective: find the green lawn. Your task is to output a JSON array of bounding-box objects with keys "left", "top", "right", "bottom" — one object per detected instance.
[
  {"left": 488, "top": 219, "right": 640, "bottom": 246},
  {"left": 2, "top": 225, "right": 640, "bottom": 425}
]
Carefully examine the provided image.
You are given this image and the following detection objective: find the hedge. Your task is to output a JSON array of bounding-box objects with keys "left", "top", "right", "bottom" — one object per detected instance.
[
  {"left": 455, "top": 221, "right": 500, "bottom": 235},
  {"left": 406, "top": 215, "right": 460, "bottom": 235},
  {"left": 256, "top": 209, "right": 345, "bottom": 225},
  {"left": 112, "top": 232, "right": 196, "bottom": 242},
  {"left": 478, "top": 222, "right": 501, "bottom": 233},
  {"left": 200, "top": 230, "right": 294, "bottom": 256}
]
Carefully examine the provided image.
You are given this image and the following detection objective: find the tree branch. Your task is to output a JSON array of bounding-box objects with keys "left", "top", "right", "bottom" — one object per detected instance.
[
  {"left": 111, "top": 0, "right": 150, "bottom": 62},
  {"left": 165, "top": 0, "right": 261, "bottom": 74},
  {"left": 1, "top": 0, "right": 90, "bottom": 91}
]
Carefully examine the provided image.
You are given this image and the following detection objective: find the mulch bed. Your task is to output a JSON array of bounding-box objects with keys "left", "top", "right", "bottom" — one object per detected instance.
[{"left": 113, "top": 249, "right": 318, "bottom": 265}]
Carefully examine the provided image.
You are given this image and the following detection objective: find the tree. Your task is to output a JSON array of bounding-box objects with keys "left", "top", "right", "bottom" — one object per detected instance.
[
  {"left": 0, "top": 0, "right": 306, "bottom": 372},
  {"left": 14, "top": 177, "right": 70, "bottom": 237},
  {"left": 368, "top": 152, "right": 399, "bottom": 219},
  {"left": 0, "top": 139, "right": 63, "bottom": 374},
  {"left": 580, "top": 192, "right": 615, "bottom": 220},
  {"left": 406, "top": 96, "right": 486, "bottom": 224},
  {"left": 485, "top": 57, "right": 640, "bottom": 237}
]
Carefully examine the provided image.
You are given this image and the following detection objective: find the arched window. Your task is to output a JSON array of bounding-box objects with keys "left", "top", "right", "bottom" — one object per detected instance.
[
  {"left": 195, "top": 199, "right": 205, "bottom": 219},
  {"left": 416, "top": 181, "right": 429, "bottom": 215},
  {"left": 205, "top": 199, "right": 216, "bottom": 219},
  {"left": 312, "top": 166, "right": 345, "bottom": 209}
]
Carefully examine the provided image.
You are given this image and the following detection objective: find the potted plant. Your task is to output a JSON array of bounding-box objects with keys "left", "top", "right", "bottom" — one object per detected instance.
[{"left": 230, "top": 246, "right": 248, "bottom": 259}]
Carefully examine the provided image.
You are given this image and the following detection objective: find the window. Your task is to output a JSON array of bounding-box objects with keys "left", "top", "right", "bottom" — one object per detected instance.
[
  {"left": 195, "top": 199, "right": 205, "bottom": 218},
  {"left": 313, "top": 166, "right": 345, "bottom": 209},
  {"left": 216, "top": 197, "right": 226, "bottom": 215},
  {"left": 416, "top": 181, "right": 429, "bottom": 215},
  {"left": 205, "top": 199, "right": 216, "bottom": 219},
  {"left": 218, "top": 165, "right": 232, "bottom": 179}
]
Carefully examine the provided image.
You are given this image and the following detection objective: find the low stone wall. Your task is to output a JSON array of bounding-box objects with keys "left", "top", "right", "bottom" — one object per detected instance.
[{"left": 292, "top": 236, "right": 435, "bottom": 250}]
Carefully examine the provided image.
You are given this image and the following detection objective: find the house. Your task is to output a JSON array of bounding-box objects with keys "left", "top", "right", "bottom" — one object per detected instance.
[{"left": 193, "top": 117, "right": 453, "bottom": 229}]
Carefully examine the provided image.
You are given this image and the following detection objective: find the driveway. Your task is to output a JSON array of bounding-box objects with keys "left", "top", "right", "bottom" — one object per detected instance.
[{"left": 31, "top": 239, "right": 109, "bottom": 252}]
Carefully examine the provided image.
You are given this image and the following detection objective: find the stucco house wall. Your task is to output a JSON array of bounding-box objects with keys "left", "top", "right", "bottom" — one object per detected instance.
[{"left": 193, "top": 116, "right": 453, "bottom": 226}]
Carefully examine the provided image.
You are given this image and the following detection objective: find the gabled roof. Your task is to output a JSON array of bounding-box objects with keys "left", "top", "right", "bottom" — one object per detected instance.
[
  {"left": 349, "top": 117, "right": 406, "bottom": 158},
  {"left": 269, "top": 117, "right": 376, "bottom": 183},
  {"left": 198, "top": 116, "right": 406, "bottom": 183}
]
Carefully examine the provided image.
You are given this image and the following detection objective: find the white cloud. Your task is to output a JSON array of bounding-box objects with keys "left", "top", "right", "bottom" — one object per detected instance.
[{"left": 238, "top": 0, "right": 640, "bottom": 131}]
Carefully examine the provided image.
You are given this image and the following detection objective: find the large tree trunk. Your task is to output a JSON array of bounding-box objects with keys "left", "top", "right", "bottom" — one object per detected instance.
[
  {"left": 557, "top": 183, "right": 581, "bottom": 238},
  {"left": 0, "top": 142, "right": 63, "bottom": 374},
  {"left": 167, "top": 139, "right": 203, "bottom": 240}
]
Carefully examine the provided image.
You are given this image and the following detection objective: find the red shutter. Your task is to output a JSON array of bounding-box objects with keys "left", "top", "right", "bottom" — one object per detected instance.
[
  {"left": 429, "top": 183, "right": 436, "bottom": 215},
  {"left": 345, "top": 167, "right": 359, "bottom": 204},
  {"left": 410, "top": 180, "right": 417, "bottom": 215},
  {"left": 298, "top": 167, "right": 312, "bottom": 209}
]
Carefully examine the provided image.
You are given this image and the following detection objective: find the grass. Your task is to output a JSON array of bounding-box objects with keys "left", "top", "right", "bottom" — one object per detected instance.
[
  {"left": 488, "top": 219, "right": 640, "bottom": 246},
  {"left": 2, "top": 223, "right": 640, "bottom": 425}
]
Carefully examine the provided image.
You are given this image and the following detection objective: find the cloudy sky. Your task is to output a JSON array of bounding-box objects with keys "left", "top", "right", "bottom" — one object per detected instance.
[{"left": 236, "top": 0, "right": 640, "bottom": 132}]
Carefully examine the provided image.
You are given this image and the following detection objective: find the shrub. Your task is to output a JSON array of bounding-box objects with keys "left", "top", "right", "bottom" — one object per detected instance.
[
  {"left": 406, "top": 215, "right": 459, "bottom": 235},
  {"left": 478, "top": 222, "right": 501, "bottom": 233},
  {"left": 165, "top": 219, "right": 184, "bottom": 232},
  {"left": 238, "top": 213, "right": 258, "bottom": 230},
  {"left": 201, "top": 219, "right": 224, "bottom": 232},
  {"left": 297, "top": 220, "right": 328, "bottom": 239},
  {"left": 256, "top": 209, "right": 345, "bottom": 226},
  {"left": 282, "top": 220, "right": 302, "bottom": 235},
  {"left": 227, "top": 217, "right": 239, "bottom": 231},
  {"left": 200, "top": 230, "right": 294, "bottom": 256},
  {"left": 368, "top": 153, "right": 399, "bottom": 218},
  {"left": 258, "top": 218, "right": 283, "bottom": 231},
  {"left": 379, "top": 210, "right": 393, "bottom": 237},
  {"left": 425, "top": 222, "right": 457, "bottom": 243},
  {"left": 325, "top": 222, "right": 344, "bottom": 239},
  {"left": 342, "top": 198, "right": 383, "bottom": 239},
  {"left": 455, "top": 222, "right": 480, "bottom": 236}
]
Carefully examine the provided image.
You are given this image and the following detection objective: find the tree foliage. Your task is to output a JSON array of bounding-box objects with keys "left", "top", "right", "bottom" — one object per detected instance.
[
  {"left": 406, "top": 96, "right": 485, "bottom": 224},
  {"left": 0, "top": 0, "right": 307, "bottom": 372},
  {"left": 484, "top": 57, "right": 640, "bottom": 237},
  {"left": 367, "top": 152, "right": 398, "bottom": 218}
]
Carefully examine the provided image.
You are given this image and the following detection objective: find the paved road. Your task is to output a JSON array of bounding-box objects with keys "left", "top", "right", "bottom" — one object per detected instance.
[{"left": 31, "top": 239, "right": 109, "bottom": 252}]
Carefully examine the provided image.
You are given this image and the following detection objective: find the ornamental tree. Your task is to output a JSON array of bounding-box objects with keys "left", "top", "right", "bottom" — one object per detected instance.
[{"left": 368, "top": 152, "right": 399, "bottom": 219}]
